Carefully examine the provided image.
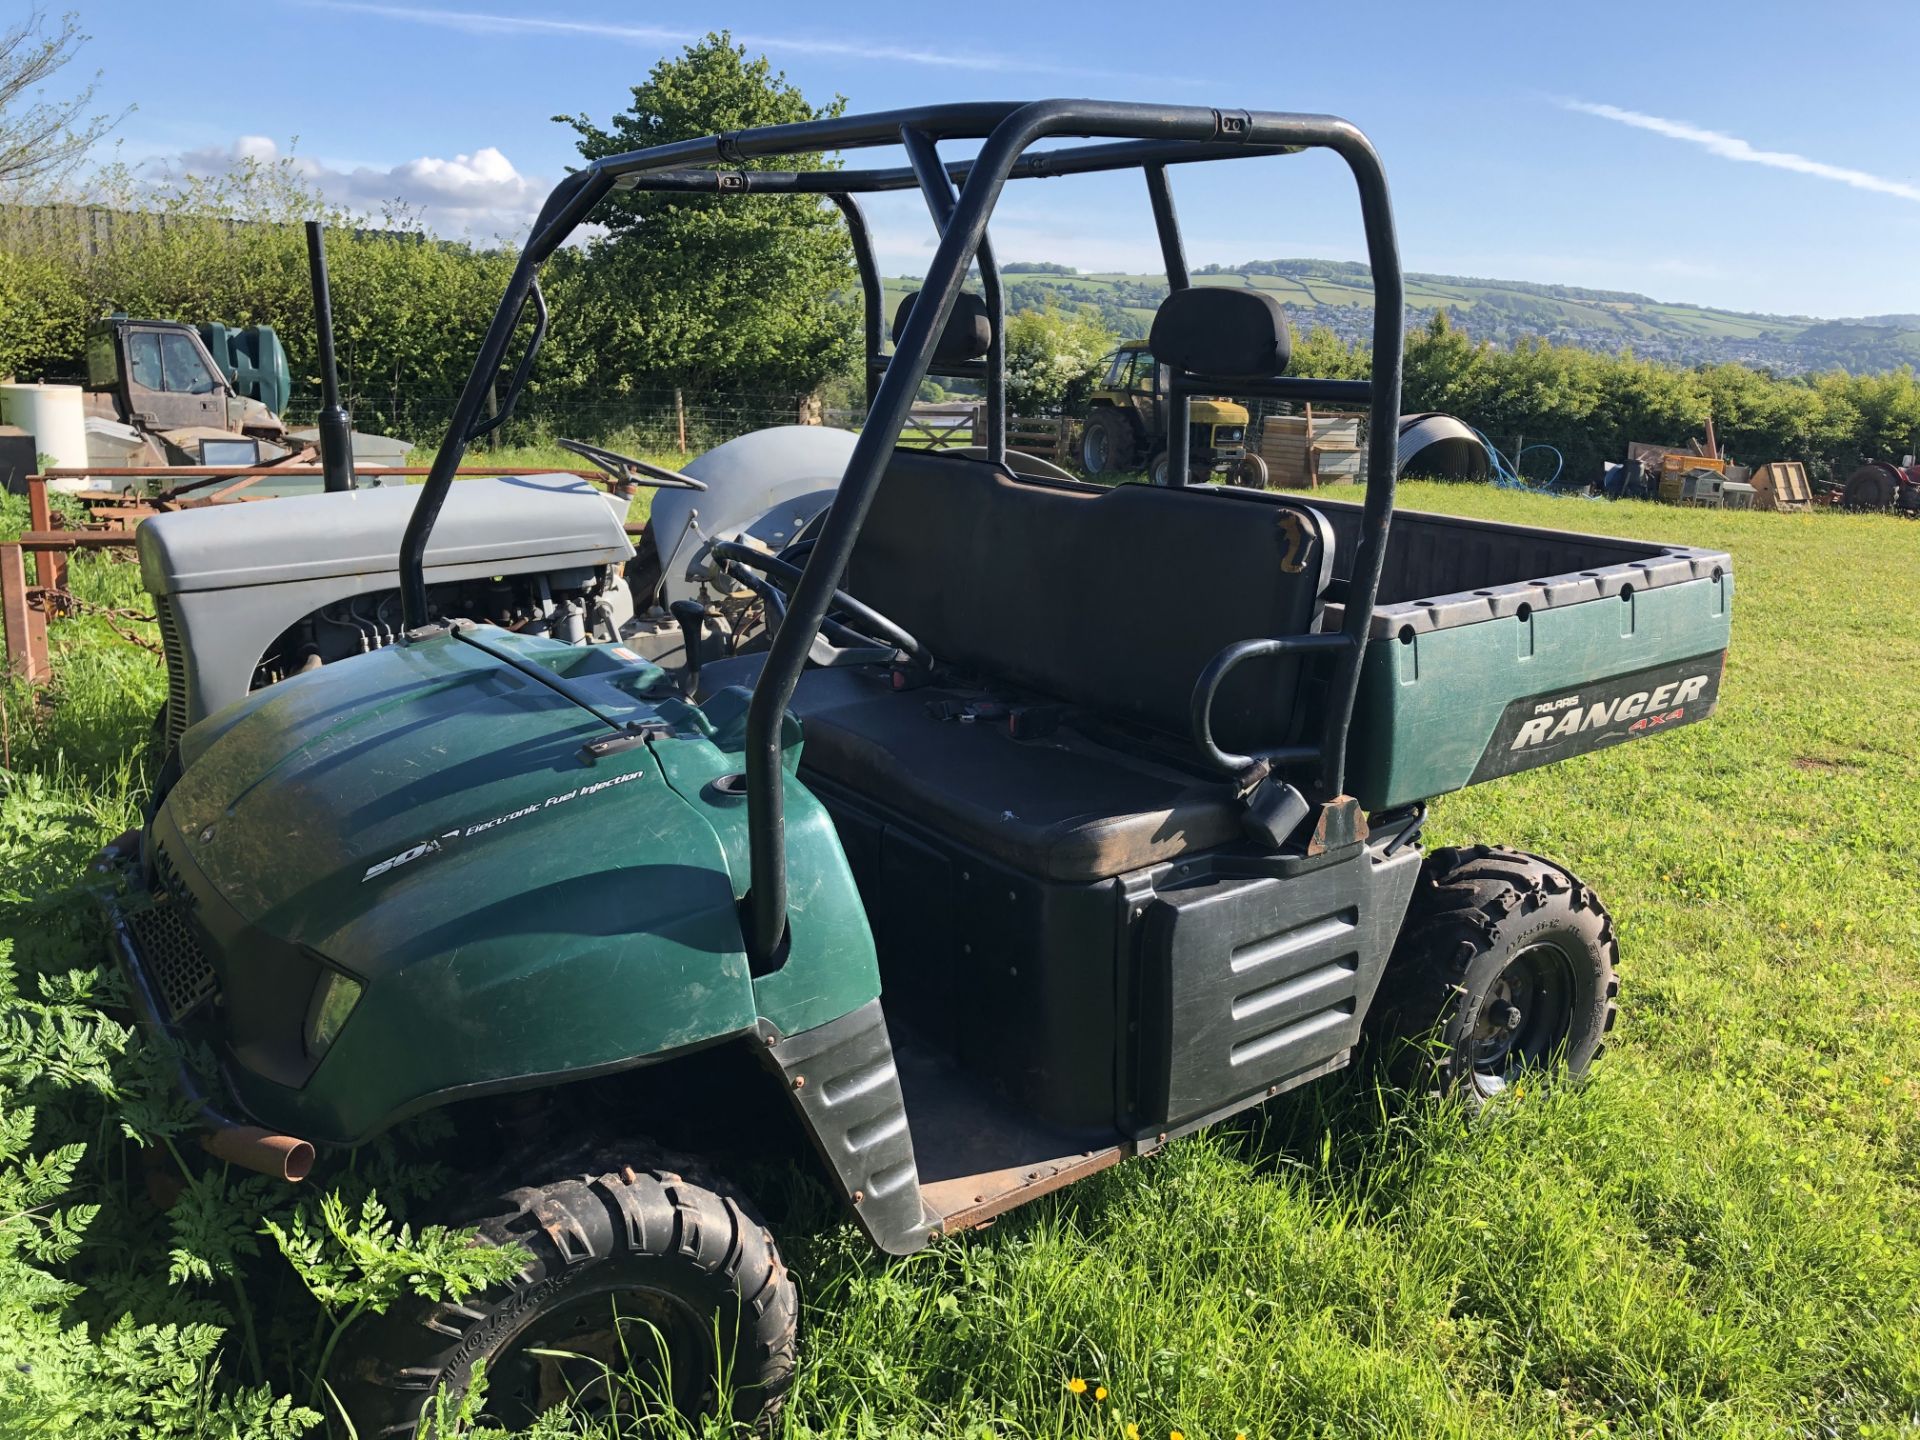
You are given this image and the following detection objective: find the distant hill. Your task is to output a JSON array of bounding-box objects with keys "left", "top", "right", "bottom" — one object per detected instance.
[{"left": 884, "top": 259, "right": 1920, "bottom": 375}]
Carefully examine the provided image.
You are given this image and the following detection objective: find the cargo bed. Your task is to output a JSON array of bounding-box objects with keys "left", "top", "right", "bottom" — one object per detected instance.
[{"left": 1308, "top": 500, "right": 1733, "bottom": 811}]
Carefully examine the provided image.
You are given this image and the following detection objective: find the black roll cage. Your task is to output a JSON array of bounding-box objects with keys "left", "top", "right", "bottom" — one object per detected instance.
[{"left": 399, "top": 100, "right": 1406, "bottom": 969}]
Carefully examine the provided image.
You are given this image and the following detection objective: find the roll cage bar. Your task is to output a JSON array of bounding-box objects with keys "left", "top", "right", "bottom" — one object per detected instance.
[{"left": 400, "top": 100, "right": 1406, "bottom": 969}]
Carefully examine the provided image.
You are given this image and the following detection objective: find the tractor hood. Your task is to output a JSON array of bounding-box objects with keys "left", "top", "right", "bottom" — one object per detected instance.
[
  {"left": 140, "top": 474, "right": 631, "bottom": 595},
  {"left": 1190, "top": 398, "right": 1249, "bottom": 426},
  {"left": 144, "top": 625, "right": 876, "bottom": 1142}
]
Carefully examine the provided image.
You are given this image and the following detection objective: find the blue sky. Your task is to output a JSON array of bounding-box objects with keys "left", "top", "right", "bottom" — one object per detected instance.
[{"left": 66, "top": 0, "right": 1920, "bottom": 317}]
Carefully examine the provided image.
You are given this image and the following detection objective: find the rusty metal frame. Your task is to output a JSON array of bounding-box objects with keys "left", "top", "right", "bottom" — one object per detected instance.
[{"left": 1, "top": 527, "right": 138, "bottom": 681}]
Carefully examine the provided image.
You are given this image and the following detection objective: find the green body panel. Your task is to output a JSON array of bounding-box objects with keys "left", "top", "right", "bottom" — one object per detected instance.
[
  {"left": 646, "top": 685, "right": 882, "bottom": 1036},
  {"left": 151, "top": 627, "right": 878, "bottom": 1144},
  {"left": 1347, "top": 571, "right": 1734, "bottom": 810}
]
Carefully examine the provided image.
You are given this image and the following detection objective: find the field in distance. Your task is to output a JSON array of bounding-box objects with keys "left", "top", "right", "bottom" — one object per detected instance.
[{"left": 882, "top": 259, "right": 1920, "bottom": 374}]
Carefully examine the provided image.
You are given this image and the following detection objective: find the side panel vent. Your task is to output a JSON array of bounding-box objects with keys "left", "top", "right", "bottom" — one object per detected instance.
[
  {"left": 1131, "top": 845, "right": 1421, "bottom": 1131},
  {"left": 154, "top": 595, "right": 188, "bottom": 750}
]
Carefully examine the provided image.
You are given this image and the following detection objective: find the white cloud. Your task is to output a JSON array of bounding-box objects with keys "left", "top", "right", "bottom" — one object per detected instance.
[
  {"left": 1560, "top": 99, "right": 1920, "bottom": 203},
  {"left": 171, "top": 135, "right": 542, "bottom": 240},
  {"left": 232, "top": 135, "right": 280, "bottom": 165},
  {"left": 301, "top": 0, "right": 1194, "bottom": 83}
]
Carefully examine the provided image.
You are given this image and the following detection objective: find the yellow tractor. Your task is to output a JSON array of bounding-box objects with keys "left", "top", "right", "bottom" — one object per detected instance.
[{"left": 1080, "top": 341, "right": 1266, "bottom": 485}]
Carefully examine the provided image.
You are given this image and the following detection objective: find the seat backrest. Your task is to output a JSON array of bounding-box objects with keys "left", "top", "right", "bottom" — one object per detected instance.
[
  {"left": 845, "top": 451, "right": 1334, "bottom": 759},
  {"left": 891, "top": 291, "right": 993, "bottom": 364},
  {"left": 1147, "top": 285, "right": 1292, "bottom": 379}
]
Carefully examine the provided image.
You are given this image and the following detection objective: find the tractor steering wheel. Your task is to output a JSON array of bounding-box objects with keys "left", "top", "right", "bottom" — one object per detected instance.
[
  {"left": 557, "top": 437, "right": 708, "bottom": 492},
  {"left": 709, "top": 540, "right": 923, "bottom": 664}
]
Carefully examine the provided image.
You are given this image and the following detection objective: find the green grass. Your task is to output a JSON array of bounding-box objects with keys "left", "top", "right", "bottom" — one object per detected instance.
[
  {"left": 772, "top": 488, "right": 1920, "bottom": 1439},
  {"left": 408, "top": 437, "right": 693, "bottom": 526},
  {"left": 1, "top": 485, "right": 1916, "bottom": 1437}
]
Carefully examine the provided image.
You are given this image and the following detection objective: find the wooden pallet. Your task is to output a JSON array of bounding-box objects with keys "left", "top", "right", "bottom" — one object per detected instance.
[{"left": 1257, "top": 405, "right": 1365, "bottom": 488}]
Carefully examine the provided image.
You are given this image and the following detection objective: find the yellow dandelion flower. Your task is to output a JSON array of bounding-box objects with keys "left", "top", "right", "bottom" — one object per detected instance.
[
  {"left": 1125, "top": 1426, "right": 1140, "bottom": 1440},
  {"left": 1172, "top": 1431, "right": 1186, "bottom": 1440},
  {"left": 1095, "top": 1385, "right": 1109, "bottom": 1402},
  {"left": 1066, "top": 1378, "right": 1088, "bottom": 1395}
]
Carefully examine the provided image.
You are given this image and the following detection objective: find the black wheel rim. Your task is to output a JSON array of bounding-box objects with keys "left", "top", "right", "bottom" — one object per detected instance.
[
  {"left": 485, "top": 1284, "right": 711, "bottom": 1429},
  {"left": 1469, "top": 941, "right": 1576, "bottom": 1095}
]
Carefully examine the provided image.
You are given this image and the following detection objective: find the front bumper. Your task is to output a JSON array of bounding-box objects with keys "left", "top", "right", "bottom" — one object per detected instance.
[
  {"left": 96, "top": 838, "right": 315, "bottom": 1178},
  {"left": 97, "top": 836, "right": 232, "bottom": 1101}
]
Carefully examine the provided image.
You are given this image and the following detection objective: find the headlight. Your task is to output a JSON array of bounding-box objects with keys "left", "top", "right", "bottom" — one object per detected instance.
[
  {"left": 1212, "top": 425, "right": 1245, "bottom": 445},
  {"left": 304, "top": 969, "right": 364, "bottom": 1058}
]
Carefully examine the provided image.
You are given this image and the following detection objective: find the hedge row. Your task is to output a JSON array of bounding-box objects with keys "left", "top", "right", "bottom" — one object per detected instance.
[{"left": 5, "top": 180, "right": 1918, "bottom": 477}]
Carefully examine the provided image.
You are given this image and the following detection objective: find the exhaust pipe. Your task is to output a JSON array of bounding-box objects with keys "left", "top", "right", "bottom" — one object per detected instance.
[
  {"left": 306, "top": 220, "right": 355, "bottom": 493},
  {"left": 202, "top": 1123, "right": 315, "bottom": 1183}
]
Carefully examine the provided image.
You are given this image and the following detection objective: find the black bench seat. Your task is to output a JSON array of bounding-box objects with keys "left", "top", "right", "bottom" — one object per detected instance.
[
  {"left": 704, "top": 449, "right": 1336, "bottom": 883},
  {"left": 701, "top": 659, "right": 1241, "bottom": 881}
]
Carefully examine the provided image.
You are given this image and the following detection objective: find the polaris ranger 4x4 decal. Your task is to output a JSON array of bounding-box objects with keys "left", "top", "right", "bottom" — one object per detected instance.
[{"left": 1470, "top": 653, "right": 1725, "bottom": 784}]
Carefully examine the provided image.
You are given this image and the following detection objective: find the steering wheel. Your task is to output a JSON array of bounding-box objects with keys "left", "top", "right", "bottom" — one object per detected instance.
[
  {"left": 557, "top": 437, "right": 708, "bottom": 492},
  {"left": 708, "top": 540, "right": 923, "bottom": 664}
]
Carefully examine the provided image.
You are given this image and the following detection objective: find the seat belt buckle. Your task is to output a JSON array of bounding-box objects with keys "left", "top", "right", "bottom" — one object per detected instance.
[
  {"left": 1241, "top": 775, "right": 1310, "bottom": 849},
  {"left": 1004, "top": 704, "right": 1065, "bottom": 741},
  {"left": 890, "top": 661, "right": 935, "bottom": 692},
  {"left": 926, "top": 698, "right": 1009, "bottom": 724}
]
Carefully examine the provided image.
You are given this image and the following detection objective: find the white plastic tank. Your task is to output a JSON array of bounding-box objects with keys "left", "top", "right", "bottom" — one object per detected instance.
[{"left": 0, "top": 383, "right": 88, "bottom": 473}]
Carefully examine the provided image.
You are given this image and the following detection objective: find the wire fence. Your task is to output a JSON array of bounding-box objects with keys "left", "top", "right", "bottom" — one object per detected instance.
[{"left": 286, "top": 385, "right": 828, "bottom": 455}]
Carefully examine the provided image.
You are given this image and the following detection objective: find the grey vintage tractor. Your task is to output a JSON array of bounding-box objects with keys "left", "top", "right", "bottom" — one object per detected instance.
[{"left": 137, "top": 423, "right": 869, "bottom": 753}]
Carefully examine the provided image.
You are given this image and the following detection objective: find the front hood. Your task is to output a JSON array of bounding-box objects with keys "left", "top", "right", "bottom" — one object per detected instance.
[
  {"left": 138, "top": 623, "right": 880, "bottom": 1144},
  {"left": 151, "top": 626, "right": 768, "bottom": 1138},
  {"left": 140, "top": 474, "right": 631, "bottom": 596},
  {"left": 160, "top": 627, "right": 729, "bottom": 973},
  {"left": 1191, "top": 399, "right": 1249, "bottom": 425}
]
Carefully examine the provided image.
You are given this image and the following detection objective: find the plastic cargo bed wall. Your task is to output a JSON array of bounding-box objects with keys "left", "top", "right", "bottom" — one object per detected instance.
[{"left": 1308, "top": 502, "right": 1733, "bottom": 810}]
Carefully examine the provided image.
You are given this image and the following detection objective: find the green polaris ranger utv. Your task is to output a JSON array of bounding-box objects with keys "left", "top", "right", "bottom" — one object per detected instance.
[{"left": 99, "top": 100, "right": 1734, "bottom": 1433}]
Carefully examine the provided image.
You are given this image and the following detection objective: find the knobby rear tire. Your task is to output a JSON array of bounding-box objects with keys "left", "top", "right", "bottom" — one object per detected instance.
[{"left": 1371, "top": 844, "right": 1620, "bottom": 1107}]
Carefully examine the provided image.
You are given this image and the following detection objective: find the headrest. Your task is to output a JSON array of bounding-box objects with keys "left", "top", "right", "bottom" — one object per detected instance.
[
  {"left": 1148, "top": 287, "right": 1291, "bottom": 380},
  {"left": 891, "top": 290, "right": 992, "bottom": 364}
]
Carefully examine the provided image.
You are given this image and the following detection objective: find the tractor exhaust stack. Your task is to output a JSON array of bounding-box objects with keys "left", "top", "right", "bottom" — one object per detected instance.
[{"left": 306, "top": 221, "right": 355, "bottom": 493}]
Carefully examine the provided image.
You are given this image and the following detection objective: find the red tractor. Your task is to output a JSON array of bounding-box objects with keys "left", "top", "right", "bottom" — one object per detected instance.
[{"left": 1842, "top": 459, "right": 1920, "bottom": 516}]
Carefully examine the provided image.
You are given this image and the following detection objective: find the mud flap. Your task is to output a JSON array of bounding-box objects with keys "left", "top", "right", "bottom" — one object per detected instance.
[{"left": 760, "top": 1000, "right": 933, "bottom": 1255}]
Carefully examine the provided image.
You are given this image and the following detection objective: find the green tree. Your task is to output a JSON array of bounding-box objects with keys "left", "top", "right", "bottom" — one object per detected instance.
[
  {"left": 1403, "top": 310, "right": 1492, "bottom": 416},
  {"left": 1288, "top": 323, "right": 1368, "bottom": 382},
  {"left": 1592, "top": 349, "right": 1707, "bottom": 448},
  {"left": 1005, "top": 303, "right": 1114, "bottom": 414},
  {"left": 0, "top": 8, "right": 123, "bottom": 196},
  {"left": 0, "top": 242, "right": 84, "bottom": 379},
  {"left": 549, "top": 33, "right": 858, "bottom": 399}
]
